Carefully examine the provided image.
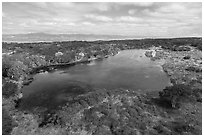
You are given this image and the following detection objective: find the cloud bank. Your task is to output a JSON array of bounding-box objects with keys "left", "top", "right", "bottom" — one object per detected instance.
[{"left": 2, "top": 2, "right": 202, "bottom": 37}]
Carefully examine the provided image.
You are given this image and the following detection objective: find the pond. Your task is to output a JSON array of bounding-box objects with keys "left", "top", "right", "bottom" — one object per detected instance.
[{"left": 19, "top": 49, "right": 171, "bottom": 111}]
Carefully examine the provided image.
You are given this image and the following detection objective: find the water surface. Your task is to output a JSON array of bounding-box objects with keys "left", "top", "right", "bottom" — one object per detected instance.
[{"left": 20, "top": 49, "right": 171, "bottom": 110}]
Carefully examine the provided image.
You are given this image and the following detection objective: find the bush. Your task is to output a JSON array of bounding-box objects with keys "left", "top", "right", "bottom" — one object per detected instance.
[
  {"left": 2, "top": 55, "right": 16, "bottom": 77},
  {"left": 186, "top": 66, "right": 202, "bottom": 73},
  {"left": 39, "top": 111, "right": 62, "bottom": 127},
  {"left": 159, "top": 84, "right": 192, "bottom": 108},
  {"left": 2, "top": 59, "right": 12, "bottom": 77},
  {"left": 192, "top": 88, "right": 202, "bottom": 102},
  {"left": 2, "top": 81, "right": 18, "bottom": 98},
  {"left": 7, "top": 61, "right": 28, "bottom": 80},
  {"left": 2, "top": 109, "right": 16, "bottom": 135},
  {"left": 183, "top": 55, "right": 190, "bottom": 60},
  {"left": 191, "top": 42, "right": 202, "bottom": 51}
]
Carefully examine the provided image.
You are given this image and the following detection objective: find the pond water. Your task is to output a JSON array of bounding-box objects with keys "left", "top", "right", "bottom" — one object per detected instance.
[{"left": 19, "top": 49, "right": 171, "bottom": 111}]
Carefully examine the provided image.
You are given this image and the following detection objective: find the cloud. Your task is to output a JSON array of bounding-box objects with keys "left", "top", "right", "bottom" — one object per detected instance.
[
  {"left": 2, "top": 2, "right": 202, "bottom": 37},
  {"left": 117, "top": 2, "right": 154, "bottom": 7},
  {"left": 128, "top": 9, "right": 137, "bottom": 15},
  {"left": 132, "top": 2, "right": 154, "bottom": 7},
  {"left": 85, "top": 14, "right": 113, "bottom": 22},
  {"left": 97, "top": 3, "right": 110, "bottom": 11},
  {"left": 2, "top": 12, "right": 6, "bottom": 17},
  {"left": 158, "top": 3, "right": 186, "bottom": 13},
  {"left": 82, "top": 21, "right": 95, "bottom": 26},
  {"left": 116, "top": 16, "right": 142, "bottom": 22}
]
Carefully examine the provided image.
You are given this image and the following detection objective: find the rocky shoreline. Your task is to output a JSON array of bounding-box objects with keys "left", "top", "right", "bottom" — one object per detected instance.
[{"left": 145, "top": 46, "right": 202, "bottom": 85}]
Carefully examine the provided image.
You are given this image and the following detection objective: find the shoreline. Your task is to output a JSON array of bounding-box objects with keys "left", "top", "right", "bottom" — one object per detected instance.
[
  {"left": 14, "top": 50, "right": 121, "bottom": 100},
  {"left": 30, "top": 51, "right": 119, "bottom": 74}
]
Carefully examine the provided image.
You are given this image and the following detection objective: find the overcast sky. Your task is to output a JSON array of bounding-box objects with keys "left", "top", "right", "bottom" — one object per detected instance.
[{"left": 2, "top": 2, "right": 202, "bottom": 37}]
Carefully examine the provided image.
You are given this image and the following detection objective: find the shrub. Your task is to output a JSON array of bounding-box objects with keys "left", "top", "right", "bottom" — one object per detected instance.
[
  {"left": 7, "top": 61, "right": 28, "bottom": 80},
  {"left": 2, "top": 81, "right": 18, "bottom": 98},
  {"left": 39, "top": 111, "right": 62, "bottom": 127},
  {"left": 192, "top": 88, "right": 202, "bottom": 102},
  {"left": 191, "top": 42, "right": 202, "bottom": 51},
  {"left": 2, "top": 59, "right": 12, "bottom": 77},
  {"left": 2, "top": 55, "right": 16, "bottom": 77},
  {"left": 183, "top": 55, "right": 190, "bottom": 60},
  {"left": 2, "top": 109, "right": 16, "bottom": 135},
  {"left": 159, "top": 84, "right": 192, "bottom": 108},
  {"left": 186, "top": 66, "right": 202, "bottom": 73}
]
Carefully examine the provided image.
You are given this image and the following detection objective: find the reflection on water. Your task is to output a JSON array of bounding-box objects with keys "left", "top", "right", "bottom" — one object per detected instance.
[{"left": 20, "top": 49, "right": 171, "bottom": 111}]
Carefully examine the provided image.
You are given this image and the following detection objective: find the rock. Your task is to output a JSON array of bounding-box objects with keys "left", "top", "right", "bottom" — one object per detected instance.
[
  {"left": 18, "top": 93, "right": 23, "bottom": 99},
  {"left": 55, "top": 52, "right": 63, "bottom": 57},
  {"left": 145, "top": 51, "right": 153, "bottom": 58}
]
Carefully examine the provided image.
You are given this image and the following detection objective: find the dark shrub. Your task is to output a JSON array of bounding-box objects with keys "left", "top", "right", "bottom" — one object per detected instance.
[
  {"left": 38, "top": 111, "right": 63, "bottom": 127},
  {"left": 192, "top": 88, "right": 202, "bottom": 102},
  {"left": 2, "top": 109, "right": 16, "bottom": 135},
  {"left": 159, "top": 84, "right": 192, "bottom": 108},
  {"left": 2, "top": 81, "right": 18, "bottom": 98},
  {"left": 191, "top": 42, "right": 202, "bottom": 51},
  {"left": 183, "top": 55, "right": 190, "bottom": 60},
  {"left": 153, "top": 124, "right": 171, "bottom": 135},
  {"left": 172, "top": 120, "right": 198, "bottom": 134},
  {"left": 186, "top": 66, "right": 202, "bottom": 73},
  {"left": 2, "top": 58, "right": 12, "bottom": 77}
]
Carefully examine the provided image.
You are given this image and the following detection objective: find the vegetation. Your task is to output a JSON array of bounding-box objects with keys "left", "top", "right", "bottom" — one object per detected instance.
[
  {"left": 2, "top": 58, "right": 12, "bottom": 77},
  {"left": 2, "top": 81, "right": 18, "bottom": 98},
  {"left": 2, "top": 109, "right": 17, "bottom": 135},
  {"left": 186, "top": 66, "right": 202, "bottom": 73},
  {"left": 2, "top": 37, "right": 202, "bottom": 134},
  {"left": 159, "top": 84, "right": 201, "bottom": 108},
  {"left": 26, "top": 88, "right": 201, "bottom": 135},
  {"left": 183, "top": 55, "right": 191, "bottom": 60}
]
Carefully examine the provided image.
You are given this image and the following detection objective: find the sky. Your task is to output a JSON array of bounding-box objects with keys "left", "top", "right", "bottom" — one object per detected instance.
[{"left": 2, "top": 2, "right": 202, "bottom": 37}]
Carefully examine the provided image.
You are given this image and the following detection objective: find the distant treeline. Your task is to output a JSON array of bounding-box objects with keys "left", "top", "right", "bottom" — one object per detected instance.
[{"left": 3, "top": 37, "right": 202, "bottom": 52}]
